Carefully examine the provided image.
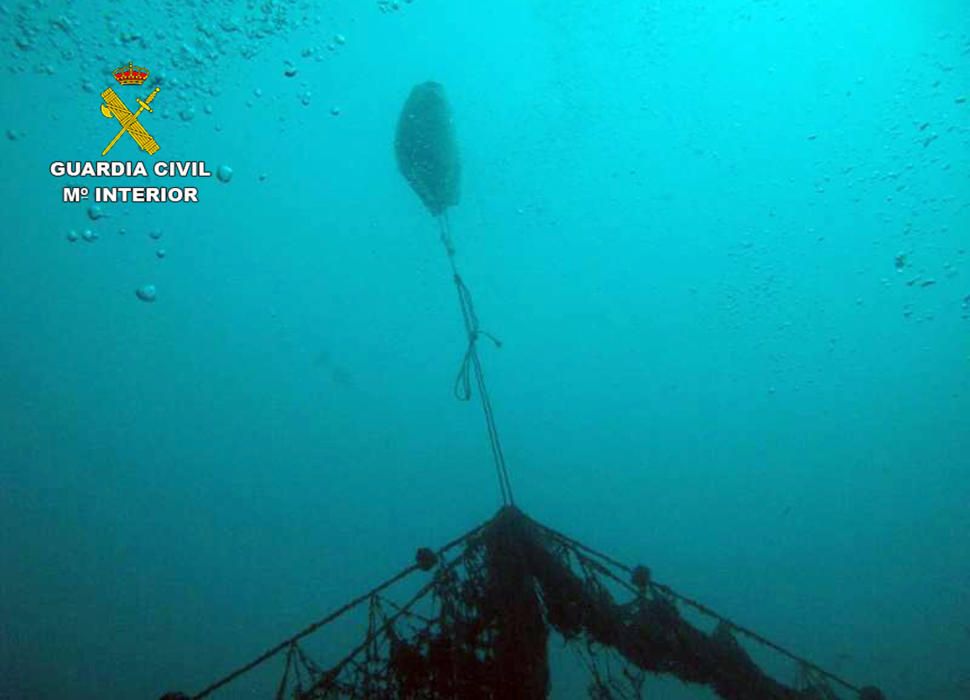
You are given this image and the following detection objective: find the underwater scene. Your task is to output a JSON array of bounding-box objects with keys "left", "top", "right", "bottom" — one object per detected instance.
[{"left": 1, "top": 1, "right": 968, "bottom": 698}]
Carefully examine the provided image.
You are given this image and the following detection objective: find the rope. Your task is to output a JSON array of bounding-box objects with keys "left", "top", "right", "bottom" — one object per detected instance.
[
  {"left": 273, "top": 644, "right": 294, "bottom": 700},
  {"left": 438, "top": 212, "right": 515, "bottom": 506},
  {"left": 521, "top": 512, "right": 865, "bottom": 697}
]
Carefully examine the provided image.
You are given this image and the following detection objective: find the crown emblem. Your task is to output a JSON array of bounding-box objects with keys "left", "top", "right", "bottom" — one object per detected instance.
[{"left": 113, "top": 61, "right": 149, "bottom": 86}]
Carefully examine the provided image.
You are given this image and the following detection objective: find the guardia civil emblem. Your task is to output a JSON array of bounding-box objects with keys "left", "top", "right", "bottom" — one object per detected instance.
[{"left": 99, "top": 61, "right": 161, "bottom": 157}]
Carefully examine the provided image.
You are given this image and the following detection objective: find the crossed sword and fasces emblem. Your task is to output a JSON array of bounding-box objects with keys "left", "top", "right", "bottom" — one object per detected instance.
[{"left": 100, "top": 86, "right": 161, "bottom": 156}]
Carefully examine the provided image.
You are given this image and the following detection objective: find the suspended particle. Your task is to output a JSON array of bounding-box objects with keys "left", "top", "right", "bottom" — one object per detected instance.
[
  {"left": 87, "top": 204, "right": 105, "bottom": 220},
  {"left": 330, "top": 106, "right": 341, "bottom": 116},
  {"left": 81, "top": 229, "right": 98, "bottom": 242},
  {"left": 334, "top": 33, "right": 346, "bottom": 45},
  {"left": 156, "top": 249, "right": 166, "bottom": 259},
  {"left": 135, "top": 284, "right": 157, "bottom": 302},
  {"left": 66, "top": 230, "right": 78, "bottom": 242},
  {"left": 149, "top": 229, "right": 162, "bottom": 240},
  {"left": 217, "top": 165, "right": 233, "bottom": 183}
]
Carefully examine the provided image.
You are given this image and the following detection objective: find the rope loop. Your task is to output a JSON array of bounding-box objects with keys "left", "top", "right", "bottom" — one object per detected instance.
[{"left": 438, "top": 213, "right": 514, "bottom": 506}]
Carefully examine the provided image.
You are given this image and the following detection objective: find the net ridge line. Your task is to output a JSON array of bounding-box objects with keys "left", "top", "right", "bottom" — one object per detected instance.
[
  {"left": 189, "top": 513, "right": 499, "bottom": 699},
  {"left": 519, "top": 511, "right": 864, "bottom": 697},
  {"left": 177, "top": 507, "right": 882, "bottom": 700}
]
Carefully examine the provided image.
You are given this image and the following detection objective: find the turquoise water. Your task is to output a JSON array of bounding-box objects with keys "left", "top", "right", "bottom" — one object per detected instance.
[{"left": 1, "top": 1, "right": 968, "bottom": 698}]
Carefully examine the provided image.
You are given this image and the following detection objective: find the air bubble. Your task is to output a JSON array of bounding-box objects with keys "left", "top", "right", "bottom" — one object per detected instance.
[{"left": 135, "top": 284, "right": 157, "bottom": 302}]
